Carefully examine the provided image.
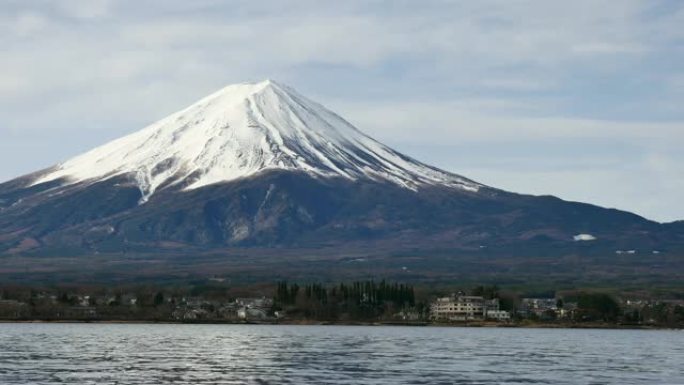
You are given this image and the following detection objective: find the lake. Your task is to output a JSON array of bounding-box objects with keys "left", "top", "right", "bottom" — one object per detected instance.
[{"left": 0, "top": 323, "right": 682, "bottom": 384}]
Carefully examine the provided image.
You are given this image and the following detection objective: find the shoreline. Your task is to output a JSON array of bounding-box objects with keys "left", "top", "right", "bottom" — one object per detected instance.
[{"left": 1, "top": 319, "right": 679, "bottom": 330}]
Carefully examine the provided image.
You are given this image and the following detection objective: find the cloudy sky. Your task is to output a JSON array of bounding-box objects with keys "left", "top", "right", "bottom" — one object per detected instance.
[{"left": 1, "top": 0, "right": 683, "bottom": 222}]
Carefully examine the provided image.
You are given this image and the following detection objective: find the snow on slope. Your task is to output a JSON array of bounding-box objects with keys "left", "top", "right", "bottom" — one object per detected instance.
[{"left": 34, "top": 80, "right": 480, "bottom": 203}]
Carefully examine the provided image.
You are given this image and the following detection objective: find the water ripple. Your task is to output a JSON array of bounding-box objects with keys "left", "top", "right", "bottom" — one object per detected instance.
[{"left": 0, "top": 324, "right": 682, "bottom": 384}]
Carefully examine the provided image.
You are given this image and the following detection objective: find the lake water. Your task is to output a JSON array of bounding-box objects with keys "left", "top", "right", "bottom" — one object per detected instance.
[{"left": 0, "top": 324, "right": 682, "bottom": 384}]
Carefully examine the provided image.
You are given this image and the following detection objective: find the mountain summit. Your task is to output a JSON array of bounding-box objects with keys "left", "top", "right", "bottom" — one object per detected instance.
[
  {"left": 34, "top": 80, "right": 478, "bottom": 204},
  {"left": 0, "top": 80, "right": 681, "bottom": 283}
]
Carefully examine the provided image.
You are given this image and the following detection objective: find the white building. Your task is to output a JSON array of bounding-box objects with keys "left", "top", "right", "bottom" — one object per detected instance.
[
  {"left": 237, "top": 307, "right": 267, "bottom": 320},
  {"left": 485, "top": 310, "right": 511, "bottom": 321},
  {"left": 431, "top": 295, "right": 510, "bottom": 321},
  {"left": 431, "top": 295, "right": 485, "bottom": 321}
]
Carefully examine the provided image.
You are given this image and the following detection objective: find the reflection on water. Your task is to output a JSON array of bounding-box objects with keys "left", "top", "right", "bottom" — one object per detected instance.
[{"left": 0, "top": 324, "right": 682, "bottom": 384}]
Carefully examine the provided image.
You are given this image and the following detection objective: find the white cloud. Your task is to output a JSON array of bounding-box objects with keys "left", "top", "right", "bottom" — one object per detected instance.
[
  {"left": 480, "top": 78, "right": 555, "bottom": 91},
  {"left": 331, "top": 100, "right": 684, "bottom": 145},
  {"left": 0, "top": 0, "right": 682, "bottom": 222},
  {"left": 56, "top": 0, "right": 112, "bottom": 19},
  {"left": 11, "top": 12, "right": 47, "bottom": 36},
  {"left": 571, "top": 42, "right": 646, "bottom": 55}
]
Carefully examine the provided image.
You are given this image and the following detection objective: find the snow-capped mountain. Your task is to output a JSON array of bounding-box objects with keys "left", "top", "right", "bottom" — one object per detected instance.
[
  {"left": 34, "top": 80, "right": 478, "bottom": 204},
  {"left": 0, "top": 80, "right": 680, "bottom": 278}
]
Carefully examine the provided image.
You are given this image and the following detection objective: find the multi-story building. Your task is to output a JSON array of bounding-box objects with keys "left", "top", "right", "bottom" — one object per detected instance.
[
  {"left": 431, "top": 295, "right": 485, "bottom": 321},
  {"left": 431, "top": 295, "right": 511, "bottom": 321}
]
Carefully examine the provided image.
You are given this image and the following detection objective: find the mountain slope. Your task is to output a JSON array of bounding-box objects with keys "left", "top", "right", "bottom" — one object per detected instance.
[{"left": 0, "top": 80, "right": 681, "bottom": 273}]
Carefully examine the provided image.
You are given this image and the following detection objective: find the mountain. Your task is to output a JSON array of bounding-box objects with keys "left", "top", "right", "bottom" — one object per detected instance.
[
  {"left": 32, "top": 80, "right": 479, "bottom": 201},
  {"left": 0, "top": 80, "right": 681, "bottom": 284}
]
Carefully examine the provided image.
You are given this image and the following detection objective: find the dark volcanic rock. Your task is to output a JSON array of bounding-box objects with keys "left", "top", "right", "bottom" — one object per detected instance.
[{"left": 0, "top": 169, "right": 676, "bottom": 256}]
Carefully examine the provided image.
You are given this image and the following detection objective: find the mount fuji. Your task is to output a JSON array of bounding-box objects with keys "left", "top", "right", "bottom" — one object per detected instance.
[
  {"left": 32, "top": 80, "right": 480, "bottom": 203},
  {"left": 0, "top": 80, "right": 681, "bottom": 283}
]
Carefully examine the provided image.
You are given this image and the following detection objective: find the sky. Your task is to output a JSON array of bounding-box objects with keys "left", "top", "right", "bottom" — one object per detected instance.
[{"left": 1, "top": 0, "right": 683, "bottom": 222}]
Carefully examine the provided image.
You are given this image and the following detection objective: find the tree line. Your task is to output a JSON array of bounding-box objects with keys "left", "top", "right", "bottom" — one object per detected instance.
[{"left": 275, "top": 280, "right": 418, "bottom": 321}]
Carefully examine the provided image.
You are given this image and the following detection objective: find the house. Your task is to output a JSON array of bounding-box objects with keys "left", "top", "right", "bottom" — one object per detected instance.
[
  {"left": 394, "top": 310, "right": 422, "bottom": 321},
  {"left": 217, "top": 303, "right": 239, "bottom": 319},
  {"left": 235, "top": 297, "right": 273, "bottom": 321},
  {"left": 274, "top": 310, "right": 286, "bottom": 319},
  {"left": 182, "top": 297, "right": 206, "bottom": 308},
  {"left": 237, "top": 307, "right": 268, "bottom": 320},
  {"left": 77, "top": 295, "right": 91, "bottom": 307},
  {"left": 121, "top": 293, "right": 138, "bottom": 306},
  {"left": 172, "top": 308, "right": 210, "bottom": 320},
  {"left": 484, "top": 298, "right": 500, "bottom": 312},
  {"left": 556, "top": 302, "right": 578, "bottom": 319},
  {"left": 235, "top": 297, "right": 273, "bottom": 308},
  {"left": 485, "top": 310, "right": 511, "bottom": 321},
  {"left": 481, "top": 298, "right": 511, "bottom": 321},
  {"left": 521, "top": 298, "right": 557, "bottom": 317}
]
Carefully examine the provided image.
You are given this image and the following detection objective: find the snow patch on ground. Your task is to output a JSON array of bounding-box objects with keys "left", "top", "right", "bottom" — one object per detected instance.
[{"left": 573, "top": 233, "right": 597, "bottom": 241}]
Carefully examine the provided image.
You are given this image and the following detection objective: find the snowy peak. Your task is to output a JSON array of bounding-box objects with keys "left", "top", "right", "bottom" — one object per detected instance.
[{"left": 33, "top": 80, "right": 480, "bottom": 202}]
